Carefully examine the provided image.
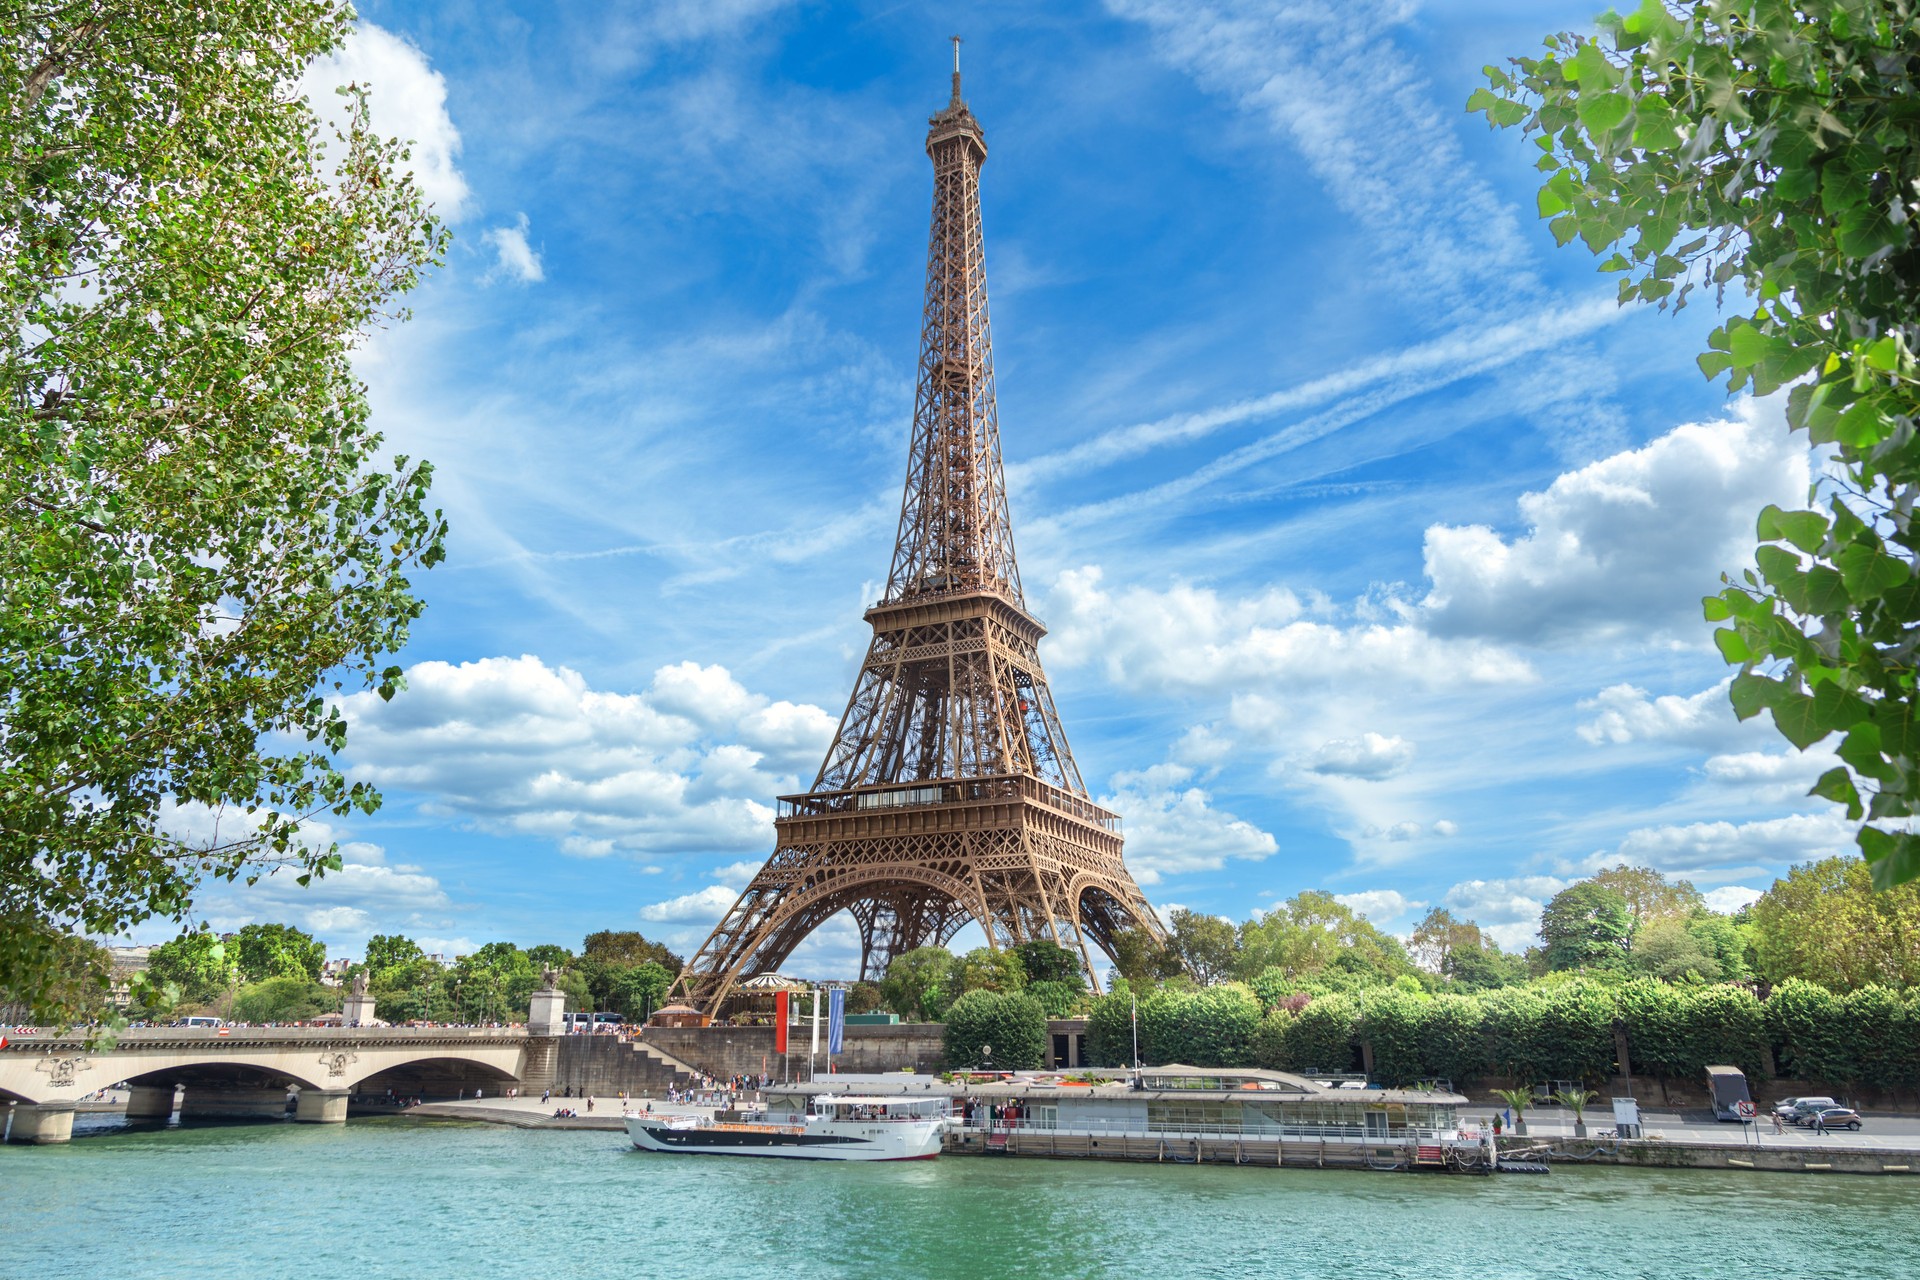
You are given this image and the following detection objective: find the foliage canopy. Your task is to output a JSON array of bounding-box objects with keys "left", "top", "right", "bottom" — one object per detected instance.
[
  {"left": 1475, "top": 0, "right": 1920, "bottom": 888},
  {"left": 0, "top": 1, "right": 449, "bottom": 1021}
]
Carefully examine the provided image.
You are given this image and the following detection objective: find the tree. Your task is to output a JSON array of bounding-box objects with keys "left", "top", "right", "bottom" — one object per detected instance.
[
  {"left": 230, "top": 975, "right": 337, "bottom": 1024},
  {"left": 1540, "top": 883, "right": 1633, "bottom": 971},
  {"left": 1444, "top": 939, "right": 1530, "bottom": 992},
  {"left": 1588, "top": 866, "right": 1702, "bottom": 932},
  {"left": 1025, "top": 980, "right": 1084, "bottom": 1019},
  {"left": 1235, "top": 892, "right": 1415, "bottom": 984},
  {"left": 1684, "top": 909, "right": 1754, "bottom": 982},
  {"left": 524, "top": 944, "right": 570, "bottom": 974},
  {"left": 1409, "top": 908, "right": 1479, "bottom": 974},
  {"left": 879, "top": 947, "right": 956, "bottom": 1022},
  {"left": 956, "top": 947, "right": 1025, "bottom": 995},
  {"left": 1164, "top": 909, "right": 1237, "bottom": 986},
  {"left": 145, "top": 931, "right": 239, "bottom": 1007},
  {"left": 845, "top": 980, "right": 885, "bottom": 1015},
  {"left": 607, "top": 961, "right": 673, "bottom": 1022},
  {"left": 0, "top": 2, "right": 452, "bottom": 1023},
  {"left": 1630, "top": 917, "right": 1721, "bottom": 983},
  {"left": 1011, "top": 940, "right": 1084, "bottom": 989},
  {"left": 1105, "top": 925, "right": 1183, "bottom": 985},
  {"left": 942, "top": 989, "right": 1047, "bottom": 1071},
  {"left": 1475, "top": 0, "right": 1920, "bottom": 888},
  {"left": 234, "top": 923, "right": 325, "bottom": 983},
  {"left": 364, "top": 934, "right": 425, "bottom": 981},
  {"left": 1749, "top": 856, "right": 1920, "bottom": 990},
  {"left": 580, "top": 931, "right": 682, "bottom": 972}
]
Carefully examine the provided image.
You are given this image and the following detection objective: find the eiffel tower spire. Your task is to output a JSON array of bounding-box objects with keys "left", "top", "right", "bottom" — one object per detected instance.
[{"left": 669, "top": 55, "right": 1166, "bottom": 1015}]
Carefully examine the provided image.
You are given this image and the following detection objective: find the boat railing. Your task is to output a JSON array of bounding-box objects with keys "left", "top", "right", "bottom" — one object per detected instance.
[{"left": 950, "top": 1116, "right": 1464, "bottom": 1143}]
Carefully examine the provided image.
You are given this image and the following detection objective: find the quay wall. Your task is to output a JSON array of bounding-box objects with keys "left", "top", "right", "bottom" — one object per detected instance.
[
  {"left": 638, "top": 1023, "right": 947, "bottom": 1083},
  {"left": 550, "top": 1023, "right": 949, "bottom": 1096},
  {"left": 1493, "top": 1135, "right": 1920, "bottom": 1176}
]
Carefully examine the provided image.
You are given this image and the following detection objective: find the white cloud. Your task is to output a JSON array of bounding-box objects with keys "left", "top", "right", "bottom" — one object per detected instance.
[
  {"left": 1333, "top": 889, "right": 1424, "bottom": 923},
  {"left": 1703, "top": 885, "right": 1764, "bottom": 914},
  {"left": 1099, "top": 764, "right": 1278, "bottom": 885},
  {"left": 1589, "top": 811, "right": 1855, "bottom": 879},
  {"left": 1361, "top": 820, "right": 1456, "bottom": 843},
  {"left": 711, "top": 860, "right": 765, "bottom": 888},
  {"left": 1443, "top": 875, "right": 1568, "bottom": 951},
  {"left": 1577, "top": 680, "right": 1740, "bottom": 749},
  {"left": 483, "top": 213, "right": 544, "bottom": 283},
  {"left": 301, "top": 22, "right": 470, "bottom": 218},
  {"left": 639, "top": 885, "right": 742, "bottom": 924},
  {"left": 337, "top": 654, "right": 836, "bottom": 861},
  {"left": 1047, "top": 567, "right": 1533, "bottom": 697},
  {"left": 1303, "top": 732, "right": 1414, "bottom": 780},
  {"left": 1421, "top": 398, "right": 1808, "bottom": 645}
]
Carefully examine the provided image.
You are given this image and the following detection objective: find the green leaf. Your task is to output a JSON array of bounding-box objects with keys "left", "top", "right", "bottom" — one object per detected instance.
[
  {"left": 1754, "top": 543, "right": 1802, "bottom": 590},
  {"left": 1858, "top": 827, "right": 1920, "bottom": 889},
  {"left": 1730, "top": 671, "right": 1782, "bottom": 721},
  {"left": 1835, "top": 397, "right": 1893, "bottom": 449},
  {"left": 1570, "top": 40, "right": 1616, "bottom": 88},
  {"left": 1714, "top": 627, "right": 1752, "bottom": 664},
  {"left": 1809, "top": 766, "right": 1864, "bottom": 820},
  {"left": 1578, "top": 90, "right": 1632, "bottom": 135},
  {"left": 1762, "top": 507, "right": 1829, "bottom": 555},
  {"left": 1701, "top": 595, "right": 1732, "bottom": 622},
  {"left": 1697, "top": 351, "right": 1734, "bottom": 380},
  {"left": 1837, "top": 540, "right": 1910, "bottom": 600},
  {"left": 1489, "top": 98, "right": 1530, "bottom": 128},
  {"left": 1631, "top": 98, "right": 1682, "bottom": 149},
  {"left": 1768, "top": 691, "right": 1829, "bottom": 749}
]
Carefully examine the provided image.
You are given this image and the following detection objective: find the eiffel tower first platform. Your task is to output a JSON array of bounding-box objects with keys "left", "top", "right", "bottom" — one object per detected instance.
[{"left": 670, "top": 47, "right": 1167, "bottom": 1015}]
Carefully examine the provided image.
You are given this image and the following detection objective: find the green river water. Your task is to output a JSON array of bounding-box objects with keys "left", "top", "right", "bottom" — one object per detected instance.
[{"left": 0, "top": 1117, "right": 1912, "bottom": 1279}]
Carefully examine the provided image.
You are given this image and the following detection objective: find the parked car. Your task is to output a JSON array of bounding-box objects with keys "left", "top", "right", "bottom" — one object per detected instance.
[
  {"left": 1787, "top": 1097, "right": 1838, "bottom": 1124},
  {"left": 1809, "top": 1107, "right": 1864, "bottom": 1132},
  {"left": 1772, "top": 1096, "right": 1811, "bottom": 1119}
]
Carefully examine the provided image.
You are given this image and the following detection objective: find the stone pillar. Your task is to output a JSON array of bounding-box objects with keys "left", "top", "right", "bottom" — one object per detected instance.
[
  {"left": 528, "top": 982, "right": 566, "bottom": 1037},
  {"left": 178, "top": 1086, "right": 293, "bottom": 1120},
  {"left": 343, "top": 990, "right": 377, "bottom": 1026},
  {"left": 293, "top": 1089, "right": 349, "bottom": 1124},
  {"left": 6, "top": 1101, "right": 76, "bottom": 1144},
  {"left": 125, "top": 1083, "right": 177, "bottom": 1120}
]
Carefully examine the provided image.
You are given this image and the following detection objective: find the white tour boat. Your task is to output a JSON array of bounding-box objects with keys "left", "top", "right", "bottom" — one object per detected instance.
[{"left": 624, "top": 1094, "right": 948, "bottom": 1161}]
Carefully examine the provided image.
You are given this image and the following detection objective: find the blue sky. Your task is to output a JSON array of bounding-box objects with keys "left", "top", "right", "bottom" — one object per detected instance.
[{"left": 172, "top": 0, "right": 1845, "bottom": 972}]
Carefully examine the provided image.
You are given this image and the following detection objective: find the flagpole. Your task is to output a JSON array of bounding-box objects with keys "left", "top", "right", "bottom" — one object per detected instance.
[{"left": 810, "top": 981, "right": 822, "bottom": 1081}]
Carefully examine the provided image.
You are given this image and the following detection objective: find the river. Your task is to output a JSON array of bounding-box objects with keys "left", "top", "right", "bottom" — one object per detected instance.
[{"left": 0, "top": 1116, "right": 1911, "bottom": 1279}]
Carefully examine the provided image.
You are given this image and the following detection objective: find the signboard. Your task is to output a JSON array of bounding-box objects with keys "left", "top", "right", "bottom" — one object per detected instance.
[
  {"left": 1736, "top": 1100, "right": 1757, "bottom": 1120},
  {"left": 1612, "top": 1096, "right": 1641, "bottom": 1137}
]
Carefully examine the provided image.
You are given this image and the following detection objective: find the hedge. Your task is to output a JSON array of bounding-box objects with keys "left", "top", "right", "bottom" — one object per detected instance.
[{"left": 1081, "top": 977, "right": 1905, "bottom": 1091}]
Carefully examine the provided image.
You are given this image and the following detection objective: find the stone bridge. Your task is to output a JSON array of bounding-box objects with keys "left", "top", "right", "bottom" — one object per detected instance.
[{"left": 0, "top": 1027, "right": 550, "bottom": 1143}]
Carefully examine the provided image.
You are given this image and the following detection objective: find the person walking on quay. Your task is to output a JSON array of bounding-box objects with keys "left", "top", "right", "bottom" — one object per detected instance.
[
  {"left": 586, "top": 1096, "right": 595, "bottom": 1113},
  {"left": 542, "top": 1089, "right": 550, "bottom": 1105},
  {"left": 1771, "top": 1112, "right": 1784, "bottom": 1136}
]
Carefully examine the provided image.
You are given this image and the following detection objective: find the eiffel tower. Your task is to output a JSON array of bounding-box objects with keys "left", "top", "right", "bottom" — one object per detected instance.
[{"left": 670, "top": 44, "right": 1167, "bottom": 1015}]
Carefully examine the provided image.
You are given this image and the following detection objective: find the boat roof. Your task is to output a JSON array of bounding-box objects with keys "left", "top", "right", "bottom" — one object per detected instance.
[
  {"left": 777, "top": 1069, "right": 1465, "bottom": 1107},
  {"left": 808, "top": 1094, "right": 943, "bottom": 1106}
]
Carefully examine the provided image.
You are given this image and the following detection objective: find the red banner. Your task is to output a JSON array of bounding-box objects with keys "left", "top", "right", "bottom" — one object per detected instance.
[{"left": 775, "top": 991, "right": 789, "bottom": 1054}]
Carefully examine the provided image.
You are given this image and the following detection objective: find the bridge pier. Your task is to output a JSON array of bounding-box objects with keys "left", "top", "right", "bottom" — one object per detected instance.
[
  {"left": 294, "top": 1089, "right": 349, "bottom": 1124},
  {"left": 125, "top": 1084, "right": 178, "bottom": 1120},
  {"left": 178, "top": 1086, "right": 291, "bottom": 1120},
  {"left": 5, "top": 1101, "right": 76, "bottom": 1144}
]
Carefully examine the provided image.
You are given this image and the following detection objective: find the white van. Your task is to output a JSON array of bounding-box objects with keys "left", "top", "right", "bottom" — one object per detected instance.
[{"left": 181, "top": 1016, "right": 222, "bottom": 1029}]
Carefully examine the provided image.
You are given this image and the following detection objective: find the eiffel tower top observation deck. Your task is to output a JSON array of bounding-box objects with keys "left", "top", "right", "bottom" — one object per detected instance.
[{"left": 669, "top": 48, "right": 1165, "bottom": 1013}]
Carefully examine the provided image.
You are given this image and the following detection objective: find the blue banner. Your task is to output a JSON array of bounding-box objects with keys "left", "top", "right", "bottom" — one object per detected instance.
[{"left": 827, "top": 987, "right": 846, "bottom": 1055}]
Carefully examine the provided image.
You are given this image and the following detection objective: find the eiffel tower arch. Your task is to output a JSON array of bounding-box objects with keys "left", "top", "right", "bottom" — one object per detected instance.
[{"left": 670, "top": 46, "right": 1167, "bottom": 1015}]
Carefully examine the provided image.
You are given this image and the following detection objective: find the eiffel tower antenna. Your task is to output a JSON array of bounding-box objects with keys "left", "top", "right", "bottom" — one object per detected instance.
[{"left": 669, "top": 52, "right": 1167, "bottom": 1016}]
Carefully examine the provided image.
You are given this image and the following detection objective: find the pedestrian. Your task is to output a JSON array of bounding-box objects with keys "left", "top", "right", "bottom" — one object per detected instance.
[
  {"left": 587, "top": 1096, "right": 595, "bottom": 1113},
  {"left": 542, "top": 1088, "right": 550, "bottom": 1105},
  {"left": 1814, "top": 1111, "right": 1827, "bottom": 1136},
  {"left": 1771, "top": 1112, "right": 1783, "bottom": 1136}
]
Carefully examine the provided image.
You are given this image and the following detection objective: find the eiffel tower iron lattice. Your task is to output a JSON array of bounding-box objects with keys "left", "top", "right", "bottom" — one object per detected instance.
[{"left": 669, "top": 49, "right": 1167, "bottom": 1015}]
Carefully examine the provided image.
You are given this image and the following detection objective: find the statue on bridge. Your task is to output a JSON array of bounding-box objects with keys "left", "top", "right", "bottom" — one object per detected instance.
[{"left": 351, "top": 970, "right": 369, "bottom": 997}]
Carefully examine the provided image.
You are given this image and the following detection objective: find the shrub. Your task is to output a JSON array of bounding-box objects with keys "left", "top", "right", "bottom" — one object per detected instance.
[{"left": 942, "top": 989, "right": 1047, "bottom": 1071}]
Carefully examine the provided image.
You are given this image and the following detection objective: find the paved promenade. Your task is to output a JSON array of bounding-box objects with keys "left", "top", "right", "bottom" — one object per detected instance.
[{"left": 403, "top": 1094, "right": 723, "bottom": 1132}]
